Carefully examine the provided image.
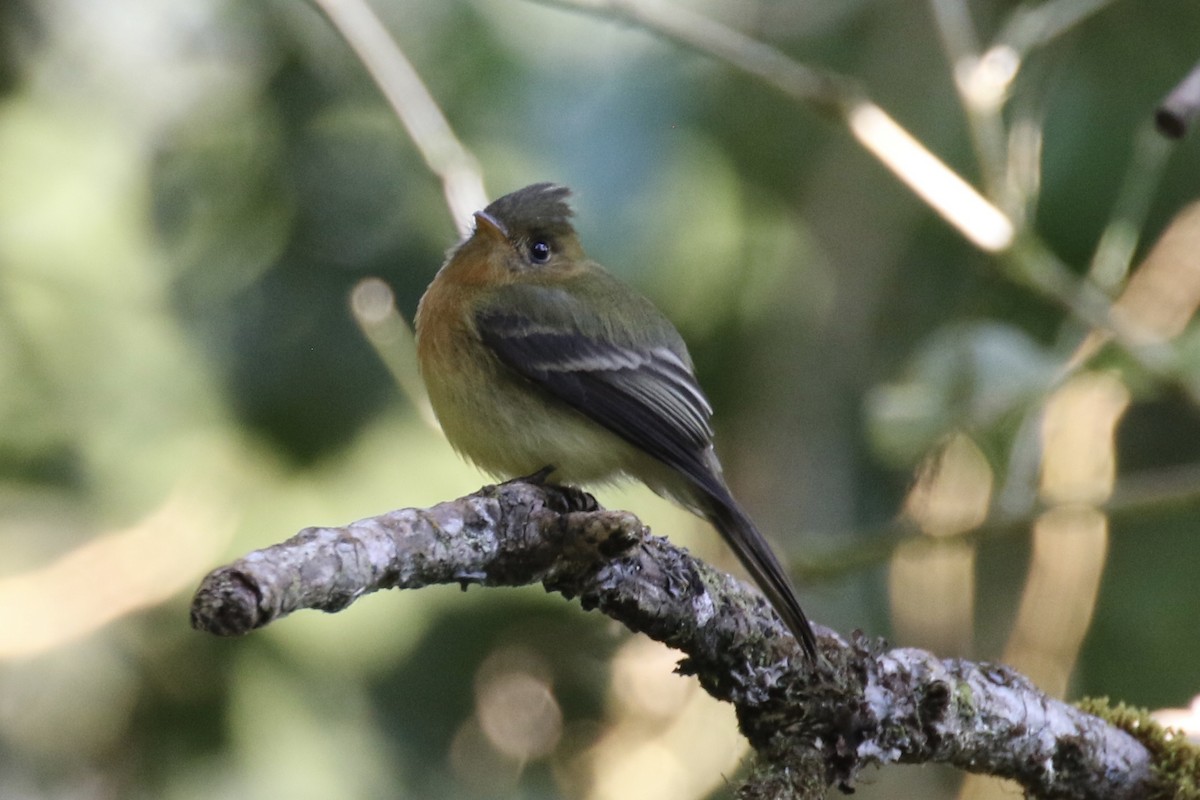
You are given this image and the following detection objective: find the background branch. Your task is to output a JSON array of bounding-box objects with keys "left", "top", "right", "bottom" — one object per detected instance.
[
  {"left": 1156, "top": 59, "right": 1200, "bottom": 140},
  {"left": 796, "top": 460, "right": 1200, "bottom": 583},
  {"left": 533, "top": 0, "right": 1199, "bottom": 410},
  {"left": 308, "top": 0, "right": 488, "bottom": 233},
  {"left": 192, "top": 481, "right": 1163, "bottom": 799}
]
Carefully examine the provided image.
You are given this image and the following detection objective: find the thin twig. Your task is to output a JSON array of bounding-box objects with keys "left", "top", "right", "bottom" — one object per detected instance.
[
  {"left": 994, "top": 0, "right": 1119, "bottom": 62},
  {"left": 1004, "top": 233, "right": 1200, "bottom": 405},
  {"left": 348, "top": 277, "right": 439, "bottom": 430},
  {"left": 308, "top": 0, "right": 487, "bottom": 233},
  {"left": 534, "top": 0, "right": 851, "bottom": 113},
  {"left": 1157, "top": 59, "right": 1200, "bottom": 140},
  {"left": 928, "top": 0, "right": 1009, "bottom": 198},
  {"left": 1086, "top": 124, "right": 1175, "bottom": 291},
  {"left": 796, "top": 459, "right": 1200, "bottom": 583}
]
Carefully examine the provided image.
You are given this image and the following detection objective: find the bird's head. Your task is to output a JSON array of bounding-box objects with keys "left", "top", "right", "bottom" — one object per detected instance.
[{"left": 454, "top": 184, "right": 587, "bottom": 282}]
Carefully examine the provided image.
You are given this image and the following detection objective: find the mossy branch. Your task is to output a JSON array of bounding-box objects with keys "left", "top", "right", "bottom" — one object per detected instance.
[{"left": 191, "top": 480, "right": 1169, "bottom": 798}]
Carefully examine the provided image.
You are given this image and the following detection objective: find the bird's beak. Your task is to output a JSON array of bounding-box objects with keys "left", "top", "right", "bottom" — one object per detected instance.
[{"left": 473, "top": 211, "right": 509, "bottom": 242}]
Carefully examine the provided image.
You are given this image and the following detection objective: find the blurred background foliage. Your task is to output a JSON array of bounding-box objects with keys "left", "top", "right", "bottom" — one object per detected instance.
[{"left": 1, "top": 0, "right": 1199, "bottom": 797}]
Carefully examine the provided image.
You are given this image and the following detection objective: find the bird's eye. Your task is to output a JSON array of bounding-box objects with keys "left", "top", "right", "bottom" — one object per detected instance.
[{"left": 529, "top": 240, "right": 552, "bottom": 264}]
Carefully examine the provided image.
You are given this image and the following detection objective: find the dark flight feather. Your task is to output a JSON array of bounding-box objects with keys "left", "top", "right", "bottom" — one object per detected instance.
[{"left": 476, "top": 311, "right": 711, "bottom": 461}]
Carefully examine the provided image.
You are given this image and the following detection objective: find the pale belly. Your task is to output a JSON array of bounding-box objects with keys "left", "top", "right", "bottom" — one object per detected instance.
[{"left": 426, "top": 359, "right": 650, "bottom": 485}]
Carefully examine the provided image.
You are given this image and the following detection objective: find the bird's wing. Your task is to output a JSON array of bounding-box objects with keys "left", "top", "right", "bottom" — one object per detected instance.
[
  {"left": 474, "top": 301, "right": 714, "bottom": 481},
  {"left": 476, "top": 288, "right": 820, "bottom": 659}
]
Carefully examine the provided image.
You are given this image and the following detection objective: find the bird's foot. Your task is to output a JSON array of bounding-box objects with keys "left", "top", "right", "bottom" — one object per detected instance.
[{"left": 488, "top": 466, "right": 597, "bottom": 512}]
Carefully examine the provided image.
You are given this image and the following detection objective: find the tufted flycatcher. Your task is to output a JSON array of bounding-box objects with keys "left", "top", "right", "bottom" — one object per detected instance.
[{"left": 414, "top": 183, "right": 818, "bottom": 660}]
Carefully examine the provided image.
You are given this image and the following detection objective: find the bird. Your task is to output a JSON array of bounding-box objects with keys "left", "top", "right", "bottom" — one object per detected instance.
[{"left": 414, "top": 183, "right": 818, "bottom": 660}]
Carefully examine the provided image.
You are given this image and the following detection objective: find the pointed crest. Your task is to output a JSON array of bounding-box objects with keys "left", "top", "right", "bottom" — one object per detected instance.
[{"left": 482, "top": 183, "right": 575, "bottom": 237}]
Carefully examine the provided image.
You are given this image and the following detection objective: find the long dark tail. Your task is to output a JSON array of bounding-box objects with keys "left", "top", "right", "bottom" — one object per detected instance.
[{"left": 701, "top": 484, "right": 818, "bottom": 661}]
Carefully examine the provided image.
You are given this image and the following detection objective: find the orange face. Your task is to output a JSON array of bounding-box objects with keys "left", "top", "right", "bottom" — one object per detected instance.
[{"left": 415, "top": 211, "right": 588, "bottom": 365}]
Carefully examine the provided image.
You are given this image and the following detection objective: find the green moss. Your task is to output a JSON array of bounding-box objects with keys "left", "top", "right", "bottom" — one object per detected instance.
[
  {"left": 1076, "top": 697, "right": 1200, "bottom": 800},
  {"left": 955, "top": 680, "right": 975, "bottom": 708}
]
